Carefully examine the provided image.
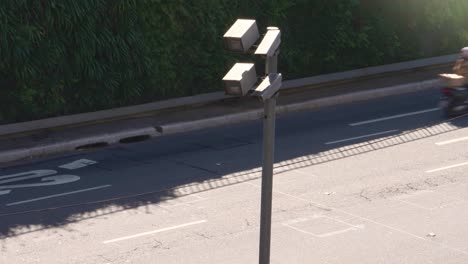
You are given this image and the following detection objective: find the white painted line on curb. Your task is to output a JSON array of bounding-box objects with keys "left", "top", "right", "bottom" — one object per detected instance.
[
  {"left": 349, "top": 108, "right": 440, "bottom": 126},
  {"left": 6, "top": 185, "right": 112, "bottom": 206},
  {"left": 325, "top": 130, "right": 398, "bottom": 145},
  {"left": 59, "top": 159, "right": 98, "bottom": 170},
  {"left": 426, "top": 162, "right": 468, "bottom": 173},
  {"left": 103, "top": 220, "right": 207, "bottom": 244},
  {"left": 436, "top": 136, "right": 468, "bottom": 146}
]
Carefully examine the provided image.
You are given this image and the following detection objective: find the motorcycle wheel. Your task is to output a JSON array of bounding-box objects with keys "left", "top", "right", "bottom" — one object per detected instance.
[{"left": 444, "top": 97, "right": 459, "bottom": 118}]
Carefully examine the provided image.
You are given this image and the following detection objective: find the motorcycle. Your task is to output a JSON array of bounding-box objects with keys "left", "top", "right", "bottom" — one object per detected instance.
[{"left": 439, "top": 74, "right": 468, "bottom": 117}]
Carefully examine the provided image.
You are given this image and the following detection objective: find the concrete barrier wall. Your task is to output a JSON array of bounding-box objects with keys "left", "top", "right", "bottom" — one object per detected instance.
[{"left": 0, "top": 54, "right": 456, "bottom": 138}]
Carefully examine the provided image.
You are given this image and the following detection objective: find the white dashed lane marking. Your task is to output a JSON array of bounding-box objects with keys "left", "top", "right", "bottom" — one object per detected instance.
[
  {"left": 103, "top": 220, "right": 207, "bottom": 244},
  {"left": 325, "top": 130, "right": 398, "bottom": 145},
  {"left": 349, "top": 108, "right": 440, "bottom": 126}
]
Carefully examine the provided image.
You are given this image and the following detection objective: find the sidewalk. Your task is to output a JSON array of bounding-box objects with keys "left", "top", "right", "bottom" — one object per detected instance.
[{"left": 0, "top": 65, "right": 450, "bottom": 165}]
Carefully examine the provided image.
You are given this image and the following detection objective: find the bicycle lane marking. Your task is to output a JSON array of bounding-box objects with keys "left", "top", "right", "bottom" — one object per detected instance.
[
  {"left": 0, "top": 159, "right": 111, "bottom": 206},
  {"left": 6, "top": 185, "right": 112, "bottom": 206}
]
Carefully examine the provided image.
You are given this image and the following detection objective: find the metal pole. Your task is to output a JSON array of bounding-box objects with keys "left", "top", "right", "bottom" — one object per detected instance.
[
  {"left": 258, "top": 95, "right": 276, "bottom": 264},
  {"left": 259, "top": 52, "right": 278, "bottom": 264},
  {"left": 265, "top": 52, "right": 278, "bottom": 74}
]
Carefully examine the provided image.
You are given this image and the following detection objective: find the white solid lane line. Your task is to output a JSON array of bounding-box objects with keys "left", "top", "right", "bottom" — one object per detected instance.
[
  {"left": 426, "top": 161, "right": 468, "bottom": 173},
  {"left": 436, "top": 136, "right": 468, "bottom": 146},
  {"left": 325, "top": 130, "right": 398, "bottom": 145},
  {"left": 103, "top": 220, "right": 207, "bottom": 244},
  {"left": 6, "top": 185, "right": 112, "bottom": 206},
  {"left": 59, "top": 159, "right": 98, "bottom": 170},
  {"left": 349, "top": 108, "right": 440, "bottom": 126}
]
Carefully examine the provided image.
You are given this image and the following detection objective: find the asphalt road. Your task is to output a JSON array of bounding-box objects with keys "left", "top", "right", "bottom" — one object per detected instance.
[{"left": 2, "top": 89, "right": 468, "bottom": 263}]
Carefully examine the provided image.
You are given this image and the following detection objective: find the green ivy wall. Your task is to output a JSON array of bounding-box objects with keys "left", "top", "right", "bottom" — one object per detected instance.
[{"left": 1, "top": 0, "right": 467, "bottom": 123}]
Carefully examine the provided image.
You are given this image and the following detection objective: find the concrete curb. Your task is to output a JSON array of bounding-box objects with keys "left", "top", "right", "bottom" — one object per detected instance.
[
  {"left": 156, "top": 109, "right": 264, "bottom": 135},
  {"left": 156, "top": 78, "right": 442, "bottom": 135},
  {"left": 0, "top": 92, "right": 226, "bottom": 138},
  {"left": 282, "top": 55, "right": 455, "bottom": 89},
  {"left": 0, "top": 54, "right": 455, "bottom": 138},
  {"left": 278, "top": 79, "right": 442, "bottom": 113},
  {"left": 0, "top": 78, "right": 443, "bottom": 164},
  {"left": 0, "top": 127, "right": 159, "bottom": 164}
]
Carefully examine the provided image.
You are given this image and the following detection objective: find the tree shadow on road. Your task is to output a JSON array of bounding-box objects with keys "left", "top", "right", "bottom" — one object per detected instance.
[{"left": 1, "top": 107, "right": 467, "bottom": 241}]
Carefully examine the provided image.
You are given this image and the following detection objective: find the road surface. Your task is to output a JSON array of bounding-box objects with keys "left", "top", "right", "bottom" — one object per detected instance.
[{"left": 1, "top": 89, "right": 468, "bottom": 263}]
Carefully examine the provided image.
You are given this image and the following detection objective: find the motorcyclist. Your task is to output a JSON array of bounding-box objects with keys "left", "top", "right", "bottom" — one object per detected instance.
[
  {"left": 442, "top": 47, "right": 468, "bottom": 117},
  {"left": 453, "top": 47, "right": 468, "bottom": 76}
]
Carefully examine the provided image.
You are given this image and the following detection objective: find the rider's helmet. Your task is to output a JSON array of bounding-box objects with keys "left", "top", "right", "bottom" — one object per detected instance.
[{"left": 461, "top": 47, "right": 468, "bottom": 59}]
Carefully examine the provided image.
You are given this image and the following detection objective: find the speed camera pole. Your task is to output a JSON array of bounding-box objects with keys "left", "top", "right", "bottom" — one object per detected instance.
[
  {"left": 259, "top": 48, "right": 278, "bottom": 264},
  {"left": 222, "top": 20, "right": 281, "bottom": 264}
]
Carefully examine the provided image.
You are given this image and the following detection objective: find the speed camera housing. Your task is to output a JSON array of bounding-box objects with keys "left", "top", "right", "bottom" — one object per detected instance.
[
  {"left": 255, "top": 27, "right": 281, "bottom": 57},
  {"left": 252, "top": 73, "right": 282, "bottom": 101},
  {"left": 222, "top": 63, "right": 258, "bottom": 96},
  {"left": 223, "top": 19, "right": 260, "bottom": 53}
]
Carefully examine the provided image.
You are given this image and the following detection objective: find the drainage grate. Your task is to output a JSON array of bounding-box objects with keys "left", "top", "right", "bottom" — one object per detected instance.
[
  {"left": 75, "top": 142, "right": 109, "bottom": 151},
  {"left": 119, "top": 135, "right": 151, "bottom": 144}
]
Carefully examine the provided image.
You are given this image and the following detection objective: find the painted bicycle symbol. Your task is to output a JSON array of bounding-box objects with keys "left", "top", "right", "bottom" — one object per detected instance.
[
  {"left": 0, "top": 170, "right": 80, "bottom": 195},
  {"left": 0, "top": 159, "right": 97, "bottom": 196}
]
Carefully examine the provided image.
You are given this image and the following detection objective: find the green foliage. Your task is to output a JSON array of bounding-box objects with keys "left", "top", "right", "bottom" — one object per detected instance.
[
  {"left": 1, "top": 0, "right": 468, "bottom": 123},
  {"left": 0, "top": 0, "right": 151, "bottom": 122}
]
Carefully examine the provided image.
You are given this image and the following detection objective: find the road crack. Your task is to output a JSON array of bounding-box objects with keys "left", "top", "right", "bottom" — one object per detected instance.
[{"left": 359, "top": 189, "right": 372, "bottom": 202}]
